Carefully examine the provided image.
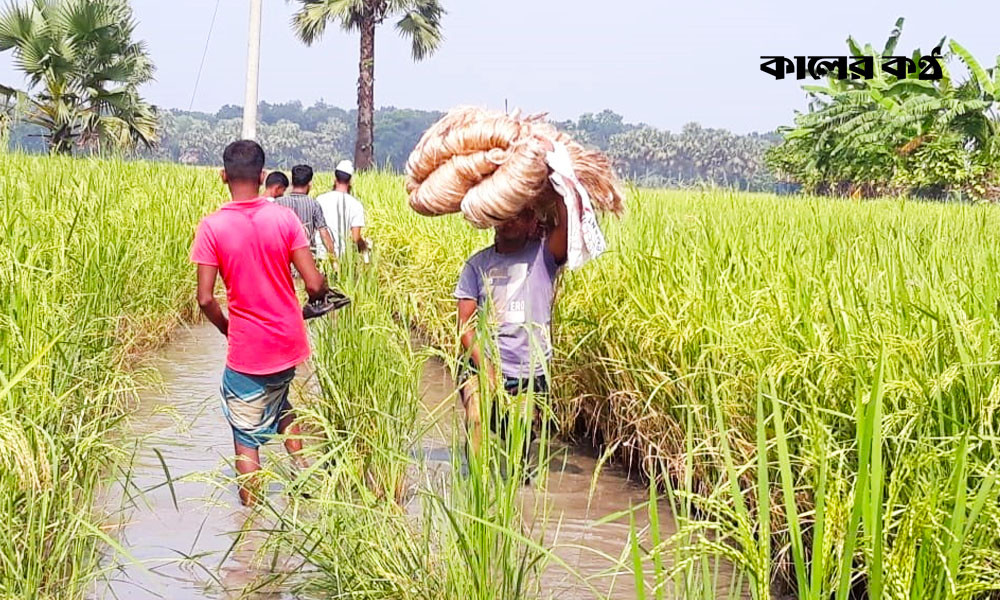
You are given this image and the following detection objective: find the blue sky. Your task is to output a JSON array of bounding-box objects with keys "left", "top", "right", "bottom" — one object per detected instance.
[{"left": 0, "top": 0, "right": 996, "bottom": 133}]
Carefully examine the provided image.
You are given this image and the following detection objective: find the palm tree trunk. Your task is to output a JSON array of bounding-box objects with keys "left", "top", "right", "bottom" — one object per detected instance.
[
  {"left": 49, "top": 126, "right": 73, "bottom": 155},
  {"left": 354, "top": 15, "right": 375, "bottom": 170}
]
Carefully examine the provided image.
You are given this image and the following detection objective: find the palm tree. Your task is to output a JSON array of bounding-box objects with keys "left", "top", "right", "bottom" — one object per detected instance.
[
  {"left": 291, "top": 0, "right": 445, "bottom": 170},
  {"left": 0, "top": 0, "right": 157, "bottom": 154}
]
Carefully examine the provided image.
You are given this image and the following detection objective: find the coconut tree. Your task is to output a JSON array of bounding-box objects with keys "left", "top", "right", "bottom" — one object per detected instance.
[
  {"left": 291, "top": 0, "right": 445, "bottom": 170},
  {"left": 0, "top": 0, "right": 157, "bottom": 154}
]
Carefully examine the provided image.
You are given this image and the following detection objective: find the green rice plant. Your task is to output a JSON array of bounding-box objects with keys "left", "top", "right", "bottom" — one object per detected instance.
[
  {"left": 424, "top": 318, "right": 561, "bottom": 600},
  {"left": 11, "top": 153, "right": 1000, "bottom": 598},
  {"left": 0, "top": 152, "right": 221, "bottom": 595},
  {"left": 623, "top": 350, "right": 1000, "bottom": 599},
  {"left": 307, "top": 254, "right": 423, "bottom": 502},
  {"left": 257, "top": 244, "right": 574, "bottom": 599}
]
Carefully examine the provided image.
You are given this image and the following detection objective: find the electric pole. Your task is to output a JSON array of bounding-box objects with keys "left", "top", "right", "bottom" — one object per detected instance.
[{"left": 241, "top": 0, "right": 262, "bottom": 140}]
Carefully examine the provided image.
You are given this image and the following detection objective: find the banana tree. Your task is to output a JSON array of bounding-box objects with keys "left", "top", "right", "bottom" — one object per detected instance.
[{"left": 768, "top": 17, "right": 1000, "bottom": 197}]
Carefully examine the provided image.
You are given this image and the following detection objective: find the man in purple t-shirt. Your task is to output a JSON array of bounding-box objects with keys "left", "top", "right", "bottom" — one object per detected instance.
[{"left": 454, "top": 191, "right": 569, "bottom": 456}]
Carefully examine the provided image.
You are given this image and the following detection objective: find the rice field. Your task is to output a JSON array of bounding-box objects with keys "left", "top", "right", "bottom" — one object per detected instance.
[
  {"left": 0, "top": 153, "right": 220, "bottom": 596},
  {"left": 358, "top": 173, "right": 1000, "bottom": 598},
  {"left": 6, "top": 153, "right": 1000, "bottom": 598}
]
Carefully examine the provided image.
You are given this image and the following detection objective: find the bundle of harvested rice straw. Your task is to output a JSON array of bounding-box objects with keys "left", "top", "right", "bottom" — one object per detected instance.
[{"left": 405, "top": 106, "right": 624, "bottom": 228}]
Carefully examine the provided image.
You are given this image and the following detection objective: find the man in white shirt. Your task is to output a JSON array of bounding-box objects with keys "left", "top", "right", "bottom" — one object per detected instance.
[{"left": 315, "top": 160, "right": 369, "bottom": 260}]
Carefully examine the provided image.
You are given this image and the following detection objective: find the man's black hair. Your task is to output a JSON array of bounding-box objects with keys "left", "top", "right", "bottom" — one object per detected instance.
[
  {"left": 291, "top": 164, "right": 314, "bottom": 187},
  {"left": 223, "top": 140, "right": 265, "bottom": 183},
  {"left": 335, "top": 170, "right": 351, "bottom": 184},
  {"left": 265, "top": 171, "right": 289, "bottom": 188}
]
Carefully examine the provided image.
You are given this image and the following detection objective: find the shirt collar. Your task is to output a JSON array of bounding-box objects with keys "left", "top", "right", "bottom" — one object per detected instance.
[{"left": 224, "top": 196, "right": 268, "bottom": 208}]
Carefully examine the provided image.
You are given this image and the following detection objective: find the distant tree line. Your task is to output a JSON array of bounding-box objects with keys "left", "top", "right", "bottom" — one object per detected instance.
[
  {"left": 147, "top": 102, "right": 441, "bottom": 172},
  {"left": 563, "top": 113, "right": 782, "bottom": 191},
  {"left": 4, "top": 100, "right": 780, "bottom": 190}
]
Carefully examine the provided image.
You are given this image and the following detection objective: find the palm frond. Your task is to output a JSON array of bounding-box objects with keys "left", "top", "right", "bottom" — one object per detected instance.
[
  {"left": 395, "top": 0, "right": 444, "bottom": 61},
  {"left": 0, "top": 1, "right": 39, "bottom": 51},
  {"left": 290, "top": 0, "right": 364, "bottom": 45}
]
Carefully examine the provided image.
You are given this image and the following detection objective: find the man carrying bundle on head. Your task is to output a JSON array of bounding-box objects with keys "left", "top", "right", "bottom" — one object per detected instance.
[
  {"left": 453, "top": 185, "right": 569, "bottom": 458},
  {"left": 405, "top": 106, "right": 623, "bottom": 467}
]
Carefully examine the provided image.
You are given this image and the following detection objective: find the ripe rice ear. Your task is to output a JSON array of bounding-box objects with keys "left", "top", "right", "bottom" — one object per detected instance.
[{"left": 0, "top": 416, "right": 50, "bottom": 491}]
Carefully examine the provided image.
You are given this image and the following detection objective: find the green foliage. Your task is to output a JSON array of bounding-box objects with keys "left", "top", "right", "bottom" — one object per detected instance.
[
  {"left": 0, "top": 0, "right": 157, "bottom": 154},
  {"left": 894, "top": 133, "right": 986, "bottom": 196},
  {"left": 609, "top": 122, "right": 779, "bottom": 191},
  {"left": 555, "top": 108, "right": 631, "bottom": 148},
  {"left": 373, "top": 107, "right": 445, "bottom": 170},
  {"left": 363, "top": 173, "right": 1000, "bottom": 598},
  {"left": 0, "top": 151, "right": 219, "bottom": 595},
  {"left": 3, "top": 98, "right": 782, "bottom": 189},
  {"left": 290, "top": 0, "right": 446, "bottom": 168},
  {"left": 148, "top": 105, "right": 442, "bottom": 170},
  {"left": 768, "top": 18, "right": 1000, "bottom": 200},
  {"left": 151, "top": 113, "right": 353, "bottom": 169},
  {"left": 291, "top": 0, "right": 445, "bottom": 59}
]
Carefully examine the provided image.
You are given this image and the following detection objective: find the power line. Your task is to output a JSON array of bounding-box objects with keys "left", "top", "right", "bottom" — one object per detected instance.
[{"left": 189, "top": 0, "right": 222, "bottom": 111}]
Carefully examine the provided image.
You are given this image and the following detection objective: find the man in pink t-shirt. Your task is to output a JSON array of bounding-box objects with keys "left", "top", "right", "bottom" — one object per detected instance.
[{"left": 190, "top": 139, "right": 328, "bottom": 506}]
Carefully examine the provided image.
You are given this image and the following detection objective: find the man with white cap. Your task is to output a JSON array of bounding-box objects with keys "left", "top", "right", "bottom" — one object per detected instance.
[{"left": 315, "top": 159, "right": 369, "bottom": 261}]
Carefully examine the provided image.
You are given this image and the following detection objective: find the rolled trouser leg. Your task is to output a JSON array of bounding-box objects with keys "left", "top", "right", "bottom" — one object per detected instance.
[{"left": 221, "top": 366, "right": 296, "bottom": 502}]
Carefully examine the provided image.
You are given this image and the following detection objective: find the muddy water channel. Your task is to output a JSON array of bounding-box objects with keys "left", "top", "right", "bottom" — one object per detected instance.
[
  {"left": 95, "top": 324, "right": 283, "bottom": 600},
  {"left": 96, "top": 322, "right": 732, "bottom": 599}
]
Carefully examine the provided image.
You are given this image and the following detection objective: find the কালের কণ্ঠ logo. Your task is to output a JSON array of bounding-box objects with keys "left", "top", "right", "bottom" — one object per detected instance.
[{"left": 759, "top": 47, "right": 943, "bottom": 81}]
